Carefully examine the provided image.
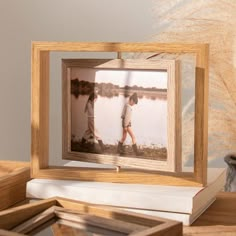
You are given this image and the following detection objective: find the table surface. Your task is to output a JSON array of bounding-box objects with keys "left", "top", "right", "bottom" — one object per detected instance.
[{"left": 184, "top": 192, "right": 236, "bottom": 235}]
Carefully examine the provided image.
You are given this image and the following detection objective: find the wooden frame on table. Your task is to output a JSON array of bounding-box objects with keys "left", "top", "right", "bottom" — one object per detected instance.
[
  {"left": 0, "top": 197, "right": 182, "bottom": 236},
  {"left": 31, "top": 42, "right": 209, "bottom": 186},
  {"left": 62, "top": 59, "right": 181, "bottom": 172},
  {"left": 0, "top": 161, "right": 30, "bottom": 211}
]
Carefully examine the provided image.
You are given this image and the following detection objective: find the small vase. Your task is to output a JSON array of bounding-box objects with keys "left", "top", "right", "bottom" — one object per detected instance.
[{"left": 224, "top": 154, "right": 236, "bottom": 192}]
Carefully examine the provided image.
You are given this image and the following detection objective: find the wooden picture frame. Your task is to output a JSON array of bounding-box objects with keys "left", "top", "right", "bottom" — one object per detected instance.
[
  {"left": 62, "top": 59, "right": 181, "bottom": 172},
  {"left": 0, "top": 161, "right": 30, "bottom": 211},
  {"left": 0, "top": 197, "right": 182, "bottom": 235},
  {"left": 31, "top": 42, "right": 209, "bottom": 186}
]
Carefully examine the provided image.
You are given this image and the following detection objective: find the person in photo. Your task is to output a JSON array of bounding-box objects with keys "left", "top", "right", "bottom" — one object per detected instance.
[
  {"left": 117, "top": 92, "right": 143, "bottom": 156},
  {"left": 81, "top": 92, "right": 105, "bottom": 153}
]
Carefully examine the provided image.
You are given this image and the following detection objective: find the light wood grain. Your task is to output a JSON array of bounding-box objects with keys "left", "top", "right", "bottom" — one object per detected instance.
[
  {"left": 31, "top": 41, "right": 209, "bottom": 186},
  {"left": 32, "top": 41, "right": 208, "bottom": 53},
  {"left": 56, "top": 219, "right": 128, "bottom": 236},
  {"left": 192, "top": 192, "right": 236, "bottom": 226},
  {"left": 12, "top": 206, "right": 55, "bottom": 234},
  {"left": 37, "top": 167, "right": 201, "bottom": 186},
  {"left": 0, "top": 197, "right": 182, "bottom": 236},
  {"left": 194, "top": 45, "right": 209, "bottom": 186},
  {"left": 184, "top": 226, "right": 236, "bottom": 236},
  {"left": 0, "top": 230, "right": 24, "bottom": 236},
  {"left": 31, "top": 47, "right": 49, "bottom": 177},
  {"left": 0, "top": 161, "right": 30, "bottom": 211},
  {"left": 183, "top": 192, "right": 236, "bottom": 235},
  {"left": 0, "top": 198, "right": 57, "bottom": 229},
  {"left": 54, "top": 206, "right": 147, "bottom": 234},
  {"left": 55, "top": 197, "right": 181, "bottom": 230},
  {"left": 26, "top": 218, "right": 57, "bottom": 236},
  {"left": 51, "top": 224, "right": 79, "bottom": 236},
  {"left": 132, "top": 222, "right": 183, "bottom": 236}
]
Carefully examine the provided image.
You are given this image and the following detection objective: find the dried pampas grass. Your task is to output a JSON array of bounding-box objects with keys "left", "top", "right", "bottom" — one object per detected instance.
[{"left": 149, "top": 0, "right": 236, "bottom": 166}]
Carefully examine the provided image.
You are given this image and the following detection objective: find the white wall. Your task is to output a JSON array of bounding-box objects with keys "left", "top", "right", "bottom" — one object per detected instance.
[{"left": 0, "top": 0, "right": 153, "bottom": 161}]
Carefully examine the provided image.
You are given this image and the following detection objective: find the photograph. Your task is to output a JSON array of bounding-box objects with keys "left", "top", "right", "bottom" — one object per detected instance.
[{"left": 62, "top": 59, "right": 181, "bottom": 172}]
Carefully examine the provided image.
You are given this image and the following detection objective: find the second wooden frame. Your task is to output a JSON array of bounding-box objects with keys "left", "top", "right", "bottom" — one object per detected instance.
[{"left": 62, "top": 59, "right": 181, "bottom": 172}]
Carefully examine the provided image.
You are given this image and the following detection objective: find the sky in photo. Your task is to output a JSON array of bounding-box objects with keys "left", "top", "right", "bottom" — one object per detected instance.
[{"left": 71, "top": 68, "right": 168, "bottom": 89}]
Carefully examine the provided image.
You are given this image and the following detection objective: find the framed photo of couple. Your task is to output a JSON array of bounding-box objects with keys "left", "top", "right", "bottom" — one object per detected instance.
[{"left": 31, "top": 42, "right": 209, "bottom": 186}]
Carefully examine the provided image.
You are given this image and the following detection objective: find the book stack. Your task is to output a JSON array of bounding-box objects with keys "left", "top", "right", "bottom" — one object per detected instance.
[{"left": 26, "top": 165, "right": 226, "bottom": 226}]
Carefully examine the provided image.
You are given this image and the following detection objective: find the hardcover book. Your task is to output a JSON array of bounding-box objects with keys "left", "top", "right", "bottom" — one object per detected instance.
[{"left": 27, "top": 167, "right": 226, "bottom": 219}]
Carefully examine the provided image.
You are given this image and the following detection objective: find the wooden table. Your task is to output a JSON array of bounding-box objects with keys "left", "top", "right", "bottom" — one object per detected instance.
[{"left": 184, "top": 192, "right": 236, "bottom": 235}]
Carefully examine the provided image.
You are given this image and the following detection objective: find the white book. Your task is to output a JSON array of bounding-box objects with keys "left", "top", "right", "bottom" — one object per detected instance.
[
  {"left": 120, "top": 197, "right": 216, "bottom": 226},
  {"left": 26, "top": 167, "right": 226, "bottom": 214}
]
